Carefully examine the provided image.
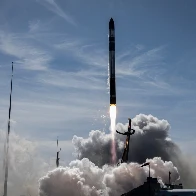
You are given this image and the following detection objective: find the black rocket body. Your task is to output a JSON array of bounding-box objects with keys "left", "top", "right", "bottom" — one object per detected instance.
[{"left": 109, "top": 18, "right": 116, "bottom": 106}]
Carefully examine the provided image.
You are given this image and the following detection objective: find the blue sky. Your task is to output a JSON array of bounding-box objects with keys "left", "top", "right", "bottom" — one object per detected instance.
[{"left": 1, "top": 0, "right": 196, "bottom": 158}]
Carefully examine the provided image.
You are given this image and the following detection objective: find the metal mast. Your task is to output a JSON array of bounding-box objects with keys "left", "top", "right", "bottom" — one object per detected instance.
[{"left": 3, "top": 62, "right": 13, "bottom": 196}]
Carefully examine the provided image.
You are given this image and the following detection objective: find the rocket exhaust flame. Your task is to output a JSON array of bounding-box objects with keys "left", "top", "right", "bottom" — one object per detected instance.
[
  {"left": 110, "top": 105, "right": 116, "bottom": 119},
  {"left": 110, "top": 105, "right": 117, "bottom": 163}
]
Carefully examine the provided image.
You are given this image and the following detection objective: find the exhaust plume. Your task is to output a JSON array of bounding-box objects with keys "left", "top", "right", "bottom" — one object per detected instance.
[
  {"left": 110, "top": 105, "right": 117, "bottom": 164},
  {"left": 39, "top": 157, "right": 179, "bottom": 196},
  {"left": 0, "top": 113, "right": 195, "bottom": 196},
  {"left": 38, "top": 114, "right": 196, "bottom": 196},
  {"left": 72, "top": 114, "right": 196, "bottom": 188}
]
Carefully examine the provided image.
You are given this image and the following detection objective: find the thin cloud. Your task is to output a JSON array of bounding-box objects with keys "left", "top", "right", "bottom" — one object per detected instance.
[
  {"left": 55, "top": 40, "right": 108, "bottom": 68},
  {"left": 55, "top": 39, "right": 166, "bottom": 80},
  {"left": 53, "top": 39, "right": 180, "bottom": 95},
  {"left": 116, "top": 45, "right": 166, "bottom": 77},
  {"left": 28, "top": 20, "right": 41, "bottom": 33},
  {"left": 0, "top": 31, "right": 52, "bottom": 70},
  {"left": 38, "top": 0, "right": 76, "bottom": 26},
  {"left": 38, "top": 69, "right": 106, "bottom": 90}
]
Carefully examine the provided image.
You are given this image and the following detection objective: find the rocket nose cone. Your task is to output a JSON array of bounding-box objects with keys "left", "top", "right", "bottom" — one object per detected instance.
[{"left": 109, "top": 18, "right": 114, "bottom": 29}]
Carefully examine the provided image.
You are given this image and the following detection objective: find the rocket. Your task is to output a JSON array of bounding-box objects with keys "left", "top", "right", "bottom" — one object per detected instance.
[{"left": 109, "top": 18, "right": 116, "bottom": 106}]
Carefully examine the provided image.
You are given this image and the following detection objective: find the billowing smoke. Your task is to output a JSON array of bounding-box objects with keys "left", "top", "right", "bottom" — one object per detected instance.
[
  {"left": 39, "top": 157, "right": 179, "bottom": 196},
  {"left": 1, "top": 114, "right": 195, "bottom": 196},
  {"left": 0, "top": 127, "right": 50, "bottom": 196},
  {"left": 73, "top": 114, "right": 176, "bottom": 166},
  {"left": 38, "top": 114, "right": 196, "bottom": 196}
]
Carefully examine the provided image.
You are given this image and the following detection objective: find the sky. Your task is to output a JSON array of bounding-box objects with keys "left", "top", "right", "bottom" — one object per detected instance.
[{"left": 1, "top": 0, "right": 196, "bottom": 190}]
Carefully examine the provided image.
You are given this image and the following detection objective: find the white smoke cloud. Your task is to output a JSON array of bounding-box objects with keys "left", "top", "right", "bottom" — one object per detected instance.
[
  {"left": 39, "top": 157, "right": 179, "bottom": 196},
  {"left": 1, "top": 114, "right": 195, "bottom": 196},
  {"left": 39, "top": 114, "right": 188, "bottom": 196},
  {"left": 0, "top": 128, "right": 50, "bottom": 196},
  {"left": 72, "top": 114, "right": 175, "bottom": 166}
]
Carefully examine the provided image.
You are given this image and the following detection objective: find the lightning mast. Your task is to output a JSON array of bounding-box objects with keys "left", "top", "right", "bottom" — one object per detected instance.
[
  {"left": 56, "top": 137, "right": 61, "bottom": 167},
  {"left": 3, "top": 62, "right": 14, "bottom": 196}
]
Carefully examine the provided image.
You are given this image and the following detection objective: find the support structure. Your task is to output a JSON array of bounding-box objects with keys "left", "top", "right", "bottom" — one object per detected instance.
[
  {"left": 141, "top": 162, "right": 151, "bottom": 196},
  {"left": 56, "top": 137, "right": 61, "bottom": 167},
  {"left": 116, "top": 118, "right": 135, "bottom": 163},
  {"left": 3, "top": 62, "right": 14, "bottom": 196},
  {"left": 169, "top": 171, "right": 171, "bottom": 185}
]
